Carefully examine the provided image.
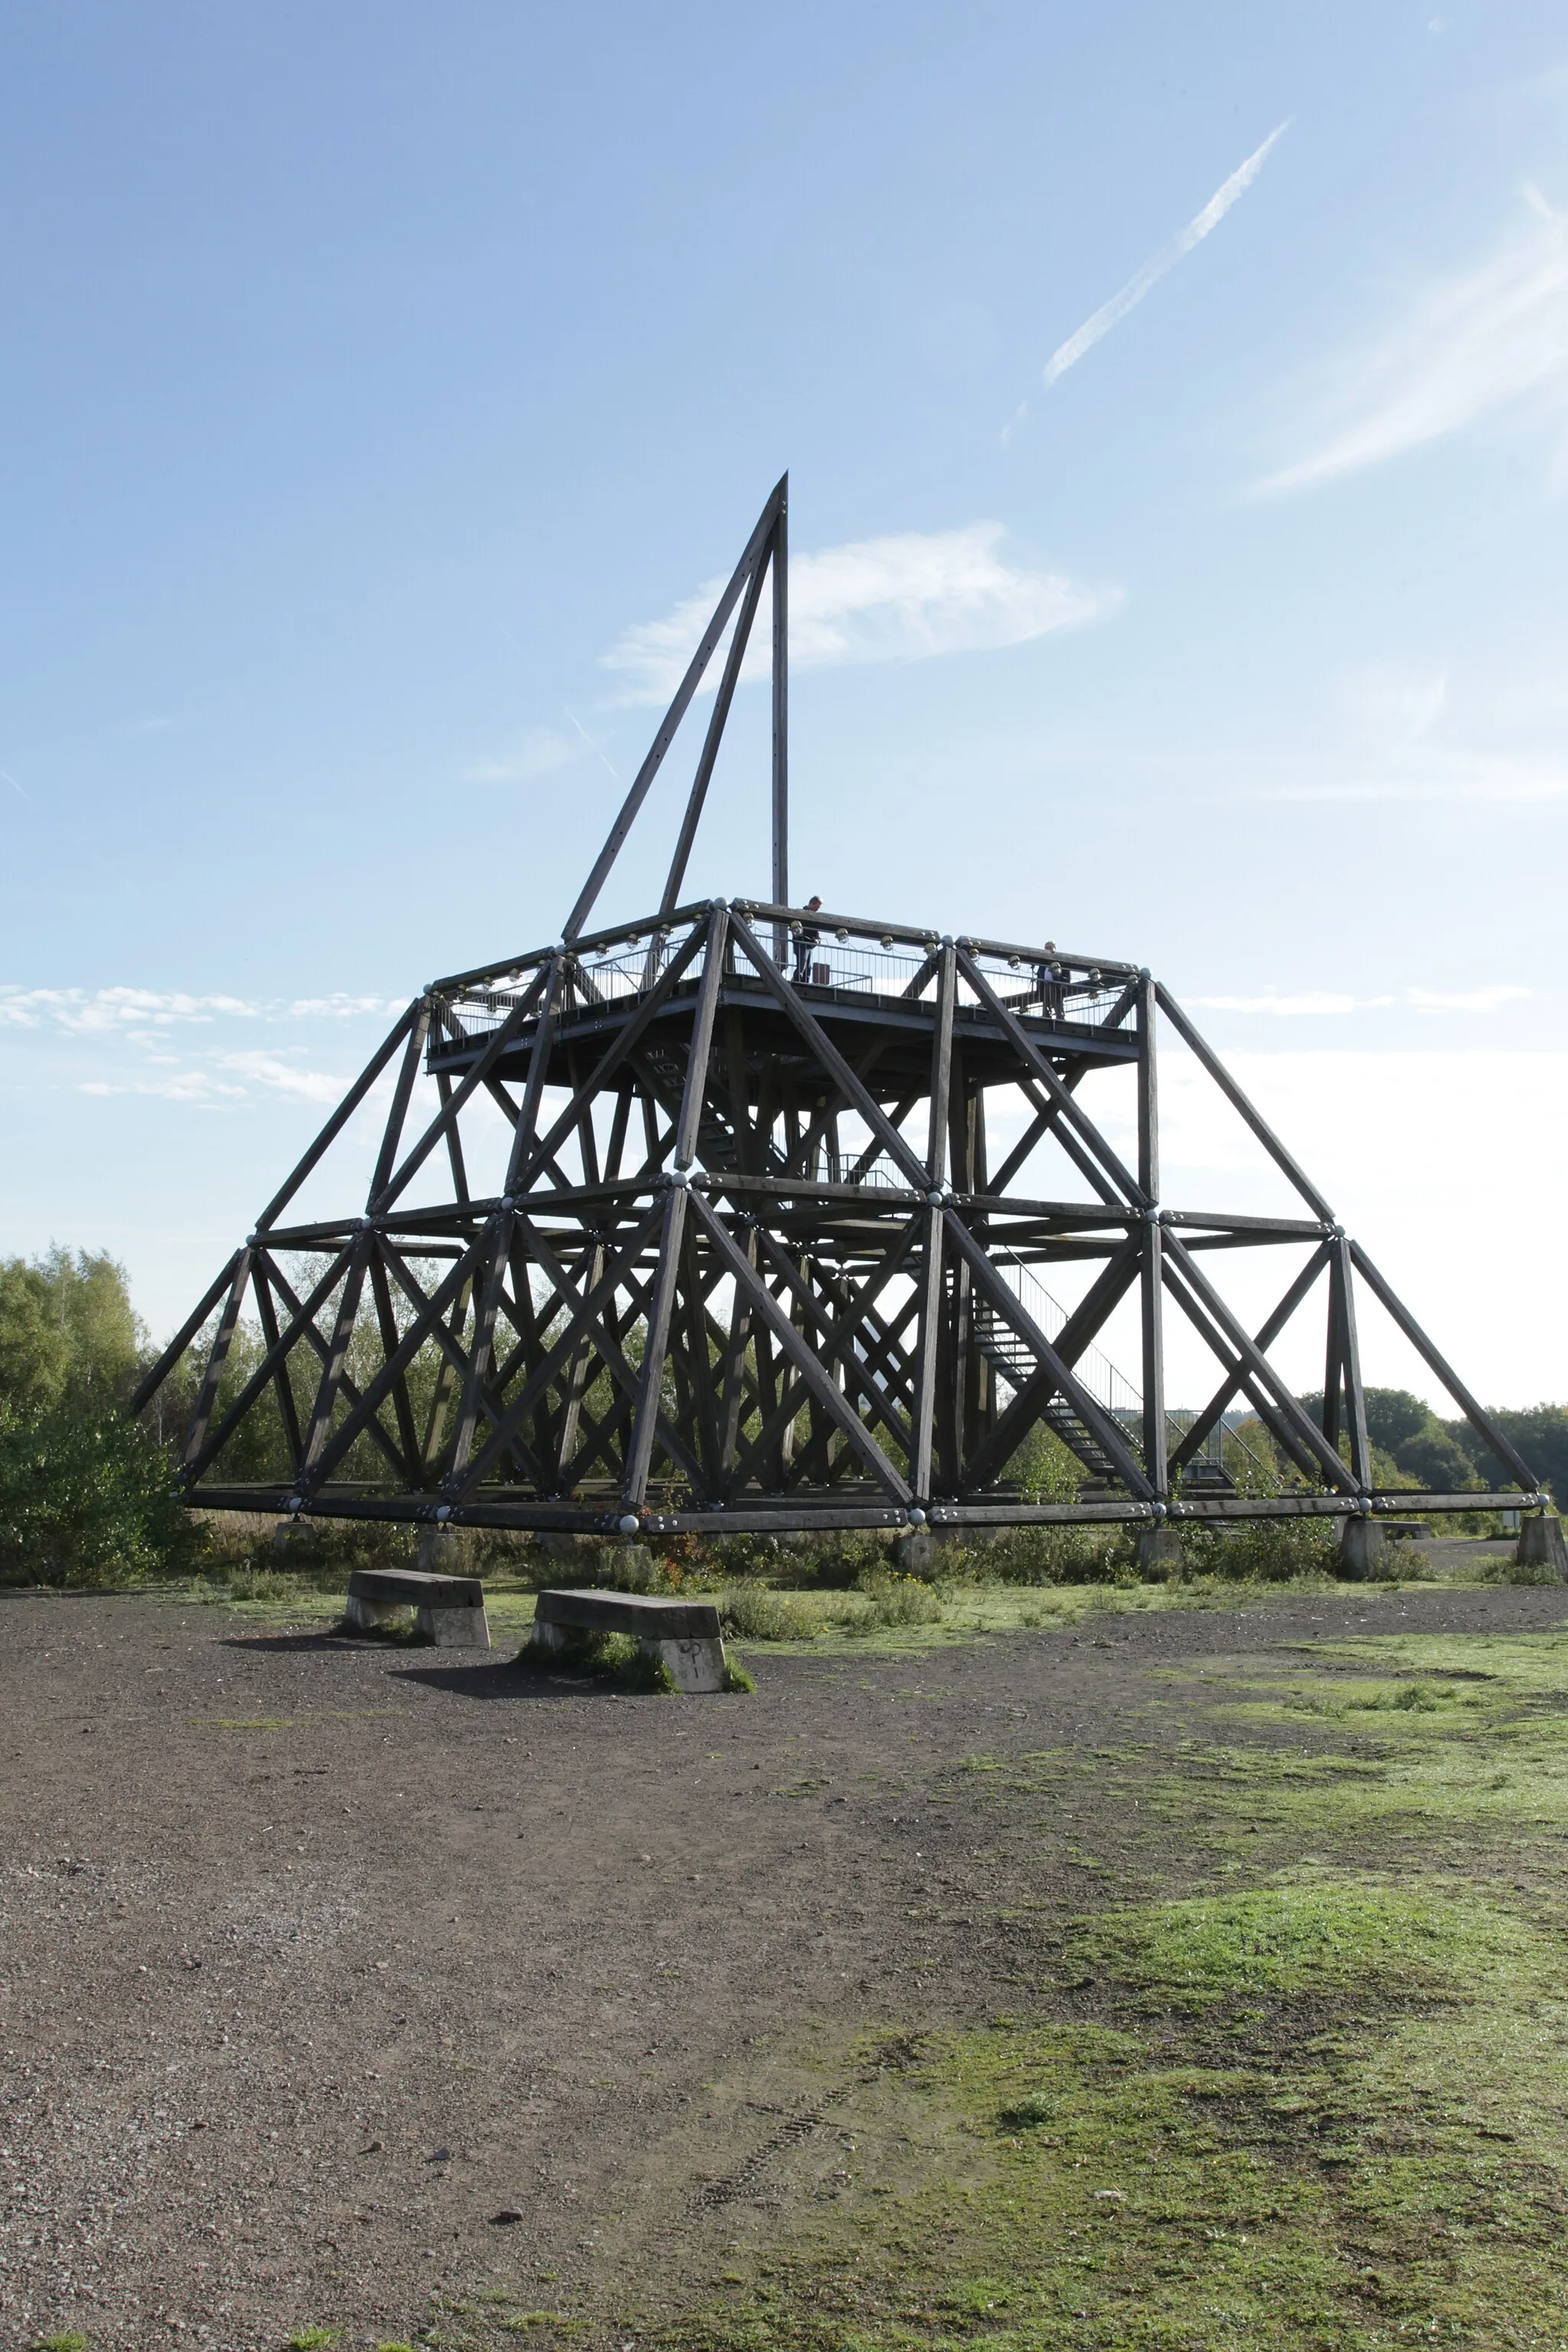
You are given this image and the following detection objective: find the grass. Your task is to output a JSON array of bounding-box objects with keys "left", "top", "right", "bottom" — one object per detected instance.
[
  {"left": 632, "top": 1622, "right": 1568, "bottom": 2351},
  {"left": 521, "top": 1622, "right": 678, "bottom": 1691},
  {"left": 285, "top": 2331, "right": 336, "bottom": 2351}
]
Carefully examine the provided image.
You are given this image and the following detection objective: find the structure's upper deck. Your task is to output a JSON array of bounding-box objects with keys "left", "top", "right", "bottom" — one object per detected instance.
[{"left": 425, "top": 898, "right": 1142, "bottom": 1101}]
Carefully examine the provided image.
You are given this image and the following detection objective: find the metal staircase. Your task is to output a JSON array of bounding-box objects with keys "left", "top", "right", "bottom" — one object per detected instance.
[
  {"left": 971, "top": 1251, "right": 1272, "bottom": 1494},
  {"left": 971, "top": 1300, "right": 1128, "bottom": 1478}
]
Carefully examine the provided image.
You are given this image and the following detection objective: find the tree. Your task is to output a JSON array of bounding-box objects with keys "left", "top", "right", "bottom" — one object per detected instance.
[{"left": 0, "top": 1246, "right": 145, "bottom": 1412}]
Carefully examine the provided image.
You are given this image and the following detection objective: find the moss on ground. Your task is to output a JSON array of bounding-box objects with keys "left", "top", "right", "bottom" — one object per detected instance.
[{"left": 636, "top": 1628, "right": 1568, "bottom": 2352}]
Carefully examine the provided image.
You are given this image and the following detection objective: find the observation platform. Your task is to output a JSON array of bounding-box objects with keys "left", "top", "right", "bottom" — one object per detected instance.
[{"left": 425, "top": 900, "right": 1140, "bottom": 1110}]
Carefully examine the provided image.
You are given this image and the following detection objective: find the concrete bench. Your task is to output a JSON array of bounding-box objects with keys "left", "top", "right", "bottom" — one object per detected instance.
[
  {"left": 527, "top": 1587, "right": 728, "bottom": 1694},
  {"left": 345, "top": 1566, "right": 490, "bottom": 1649}
]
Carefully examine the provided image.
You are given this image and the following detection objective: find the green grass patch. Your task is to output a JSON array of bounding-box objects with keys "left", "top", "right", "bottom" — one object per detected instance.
[
  {"left": 642, "top": 1624, "right": 1568, "bottom": 2351},
  {"left": 1070, "top": 1880, "right": 1515, "bottom": 2009}
]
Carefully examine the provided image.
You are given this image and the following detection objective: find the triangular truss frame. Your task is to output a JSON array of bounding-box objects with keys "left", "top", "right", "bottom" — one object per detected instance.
[{"left": 132, "top": 479, "right": 1545, "bottom": 1538}]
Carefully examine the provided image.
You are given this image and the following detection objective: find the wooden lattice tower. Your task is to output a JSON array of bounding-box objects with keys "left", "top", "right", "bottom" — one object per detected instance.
[{"left": 132, "top": 479, "right": 1544, "bottom": 1542}]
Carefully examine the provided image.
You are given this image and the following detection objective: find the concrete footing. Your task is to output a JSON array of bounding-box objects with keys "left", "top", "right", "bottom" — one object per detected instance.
[
  {"left": 890, "top": 1528, "right": 977, "bottom": 1576},
  {"left": 1338, "top": 1517, "right": 1387, "bottom": 1579},
  {"left": 1135, "top": 1527, "right": 1184, "bottom": 1576},
  {"left": 1517, "top": 1515, "right": 1568, "bottom": 1579},
  {"left": 414, "top": 1524, "right": 469, "bottom": 1575}
]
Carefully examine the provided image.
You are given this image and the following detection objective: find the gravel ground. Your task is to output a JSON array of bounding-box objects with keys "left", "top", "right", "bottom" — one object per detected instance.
[{"left": 2, "top": 1572, "right": 1564, "bottom": 2351}]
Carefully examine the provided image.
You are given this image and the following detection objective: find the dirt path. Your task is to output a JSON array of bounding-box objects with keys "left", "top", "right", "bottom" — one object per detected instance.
[{"left": 3, "top": 1580, "right": 1565, "bottom": 2352}]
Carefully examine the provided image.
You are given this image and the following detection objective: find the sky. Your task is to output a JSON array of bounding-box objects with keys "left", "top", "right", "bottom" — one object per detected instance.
[{"left": 2, "top": 2, "right": 1566, "bottom": 1410}]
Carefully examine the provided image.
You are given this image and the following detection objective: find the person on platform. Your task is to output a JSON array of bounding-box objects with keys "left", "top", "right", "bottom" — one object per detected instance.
[
  {"left": 792, "top": 896, "right": 824, "bottom": 985},
  {"left": 1034, "top": 939, "right": 1065, "bottom": 1020}
]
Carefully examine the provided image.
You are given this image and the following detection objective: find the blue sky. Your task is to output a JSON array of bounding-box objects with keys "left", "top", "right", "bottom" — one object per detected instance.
[{"left": 2, "top": 2, "right": 1566, "bottom": 1403}]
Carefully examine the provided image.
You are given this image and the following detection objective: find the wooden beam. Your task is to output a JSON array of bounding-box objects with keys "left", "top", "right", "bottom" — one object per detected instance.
[
  {"left": 1154, "top": 984, "right": 1334, "bottom": 1223},
  {"left": 1349, "top": 1240, "right": 1539, "bottom": 1489},
  {"left": 565, "top": 478, "right": 786, "bottom": 942},
  {"left": 942, "top": 1210, "right": 1152, "bottom": 1497},
  {"left": 253, "top": 1002, "right": 418, "bottom": 1233},
  {"left": 686, "top": 1187, "right": 913, "bottom": 1503}
]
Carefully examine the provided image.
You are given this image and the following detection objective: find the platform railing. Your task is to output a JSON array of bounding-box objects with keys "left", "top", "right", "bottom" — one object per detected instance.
[{"left": 432, "top": 901, "right": 1140, "bottom": 1045}]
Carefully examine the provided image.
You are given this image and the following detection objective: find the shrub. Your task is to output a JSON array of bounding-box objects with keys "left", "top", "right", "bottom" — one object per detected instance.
[
  {"left": 980, "top": 1524, "right": 1138, "bottom": 1586},
  {"left": 1176, "top": 1514, "right": 1334, "bottom": 1583},
  {"left": 720, "top": 1585, "right": 827, "bottom": 1641},
  {"left": 0, "top": 1402, "right": 205, "bottom": 1587},
  {"left": 853, "top": 1567, "right": 943, "bottom": 1627}
]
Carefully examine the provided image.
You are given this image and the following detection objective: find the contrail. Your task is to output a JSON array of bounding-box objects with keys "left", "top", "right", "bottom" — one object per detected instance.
[
  {"left": 1006, "top": 121, "right": 1289, "bottom": 436},
  {"left": 563, "top": 704, "right": 622, "bottom": 785}
]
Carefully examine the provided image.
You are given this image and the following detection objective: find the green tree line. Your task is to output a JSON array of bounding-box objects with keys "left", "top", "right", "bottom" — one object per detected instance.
[{"left": 2, "top": 1242, "right": 1565, "bottom": 1585}]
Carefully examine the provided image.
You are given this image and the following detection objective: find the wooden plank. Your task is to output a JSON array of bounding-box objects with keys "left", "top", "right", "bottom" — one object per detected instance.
[
  {"left": 298, "top": 1236, "right": 372, "bottom": 1478},
  {"left": 501, "top": 956, "right": 567, "bottom": 1189},
  {"left": 1160, "top": 1255, "right": 1330, "bottom": 1488},
  {"left": 510, "top": 919, "right": 708, "bottom": 1192},
  {"left": 621, "top": 1189, "right": 690, "bottom": 1504},
  {"left": 368, "top": 1004, "right": 435, "bottom": 1204},
  {"left": 963, "top": 1239, "right": 1142, "bottom": 1491},
  {"left": 771, "top": 488, "right": 789, "bottom": 958},
  {"left": 455, "top": 1212, "right": 667, "bottom": 1492},
  {"left": 178, "top": 1249, "right": 255, "bottom": 1471},
  {"left": 1136, "top": 975, "right": 1158, "bottom": 1203},
  {"left": 371, "top": 970, "right": 549, "bottom": 1215},
  {"left": 749, "top": 1223, "right": 920, "bottom": 1457},
  {"left": 253, "top": 1259, "right": 305, "bottom": 1474},
  {"left": 564, "top": 478, "right": 786, "bottom": 942},
  {"left": 926, "top": 945, "right": 956, "bottom": 1181},
  {"left": 660, "top": 548, "right": 771, "bottom": 913},
  {"left": 1349, "top": 1240, "right": 1539, "bottom": 1488},
  {"left": 686, "top": 1187, "right": 913, "bottom": 1502},
  {"left": 940, "top": 1210, "right": 1153, "bottom": 1498},
  {"left": 129, "top": 1251, "right": 242, "bottom": 1416},
  {"left": 1159, "top": 1230, "right": 1357, "bottom": 1491},
  {"left": 253, "top": 1002, "right": 417, "bottom": 1233},
  {"left": 301, "top": 1239, "right": 489, "bottom": 1490},
  {"left": 675, "top": 906, "right": 728, "bottom": 1168},
  {"left": 953, "top": 946, "right": 1147, "bottom": 1206},
  {"left": 442, "top": 1212, "right": 518, "bottom": 1485},
  {"left": 510, "top": 1206, "right": 702, "bottom": 1488},
  {"left": 727, "top": 909, "right": 930, "bottom": 1188},
  {"left": 1154, "top": 984, "right": 1334, "bottom": 1222},
  {"left": 1140, "top": 1220, "right": 1167, "bottom": 1499},
  {"left": 1335, "top": 1236, "right": 1373, "bottom": 1489},
  {"left": 181, "top": 1246, "right": 352, "bottom": 1485},
  {"left": 910, "top": 1204, "right": 945, "bottom": 1500},
  {"left": 260, "top": 1253, "right": 410, "bottom": 1485}
]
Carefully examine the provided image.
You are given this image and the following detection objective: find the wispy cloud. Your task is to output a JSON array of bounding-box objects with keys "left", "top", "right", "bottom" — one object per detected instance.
[
  {"left": 0, "top": 985, "right": 398, "bottom": 1032},
  {"left": 1003, "top": 122, "right": 1289, "bottom": 439},
  {"left": 1189, "top": 985, "right": 1530, "bottom": 1016},
  {"left": 1264, "top": 189, "right": 1568, "bottom": 492},
  {"left": 1190, "top": 991, "right": 1366, "bottom": 1017},
  {"left": 462, "top": 724, "right": 588, "bottom": 787},
  {"left": 80, "top": 1053, "right": 346, "bottom": 1107},
  {"left": 1406, "top": 985, "right": 1531, "bottom": 1013},
  {"left": 213, "top": 1051, "right": 349, "bottom": 1102},
  {"left": 603, "top": 524, "right": 1116, "bottom": 705}
]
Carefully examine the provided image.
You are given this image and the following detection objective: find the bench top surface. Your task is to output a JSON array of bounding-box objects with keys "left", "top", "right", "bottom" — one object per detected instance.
[
  {"left": 534, "top": 1586, "right": 722, "bottom": 1638},
  {"left": 348, "top": 1566, "right": 485, "bottom": 1606}
]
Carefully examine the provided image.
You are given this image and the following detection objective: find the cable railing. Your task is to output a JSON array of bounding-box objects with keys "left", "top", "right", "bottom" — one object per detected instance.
[
  {"left": 437, "top": 908, "right": 1136, "bottom": 1042},
  {"left": 988, "top": 1248, "right": 1142, "bottom": 1429}
]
